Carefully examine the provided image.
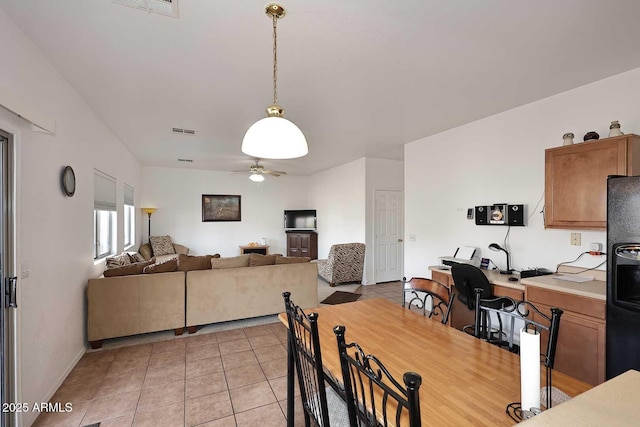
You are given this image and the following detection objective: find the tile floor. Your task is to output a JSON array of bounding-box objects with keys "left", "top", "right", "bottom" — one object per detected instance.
[{"left": 33, "top": 281, "right": 402, "bottom": 427}]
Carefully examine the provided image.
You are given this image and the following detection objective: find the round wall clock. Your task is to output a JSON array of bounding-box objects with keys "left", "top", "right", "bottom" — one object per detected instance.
[{"left": 62, "top": 166, "right": 76, "bottom": 197}]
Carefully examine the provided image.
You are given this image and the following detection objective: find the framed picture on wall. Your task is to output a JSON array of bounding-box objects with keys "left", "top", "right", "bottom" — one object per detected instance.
[{"left": 202, "top": 194, "right": 241, "bottom": 222}]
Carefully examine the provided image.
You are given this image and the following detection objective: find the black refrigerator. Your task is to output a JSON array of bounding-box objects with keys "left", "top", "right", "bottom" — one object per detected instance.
[{"left": 607, "top": 175, "right": 640, "bottom": 379}]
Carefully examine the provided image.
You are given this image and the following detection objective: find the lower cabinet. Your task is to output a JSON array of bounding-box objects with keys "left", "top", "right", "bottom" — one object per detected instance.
[
  {"left": 526, "top": 286, "right": 605, "bottom": 385},
  {"left": 286, "top": 231, "right": 318, "bottom": 260}
]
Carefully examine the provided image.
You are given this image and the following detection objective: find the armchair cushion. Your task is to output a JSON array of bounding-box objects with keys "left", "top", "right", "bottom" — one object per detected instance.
[
  {"left": 149, "top": 235, "right": 176, "bottom": 256},
  {"left": 316, "top": 243, "right": 365, "bottom": 286}
]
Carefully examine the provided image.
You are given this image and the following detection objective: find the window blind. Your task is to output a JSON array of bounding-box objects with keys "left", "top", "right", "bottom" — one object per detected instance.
[
  {"left": 94, "top": 169, "right": 116, "bottom": 211},
  {"left": 124, "top": 184, "right": 134, "bottom": 206}
]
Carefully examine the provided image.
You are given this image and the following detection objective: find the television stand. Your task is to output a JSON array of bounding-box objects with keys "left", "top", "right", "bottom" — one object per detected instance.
[{"left": 286, "top": 231, "right": 318, "bottom": 259}]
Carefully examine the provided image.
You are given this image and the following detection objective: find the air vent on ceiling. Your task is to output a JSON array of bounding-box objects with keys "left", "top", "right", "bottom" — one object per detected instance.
[
  {"left": 113, "top": 0, "right": 179, "bottom": 18},
  {"left": 178, "top": 158, "right": 193, "bottom": 163},
  {"left": 172, "top": 127, "right": 196, "bottom": 135}
]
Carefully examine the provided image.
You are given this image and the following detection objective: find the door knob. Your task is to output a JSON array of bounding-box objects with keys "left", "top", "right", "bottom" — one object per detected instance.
[{"left": 397, "top": 239, "right": 403, "bottom": 242}]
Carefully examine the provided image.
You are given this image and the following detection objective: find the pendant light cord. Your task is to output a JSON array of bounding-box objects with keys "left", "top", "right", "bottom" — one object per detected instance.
[{"left": 272, "top": 14, "right": 278, "bottom": 105}]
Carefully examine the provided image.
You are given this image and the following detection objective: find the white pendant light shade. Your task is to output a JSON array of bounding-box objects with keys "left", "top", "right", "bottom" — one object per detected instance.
[{"left": 242, "top": 116, "right": 308, "bottom": 159}]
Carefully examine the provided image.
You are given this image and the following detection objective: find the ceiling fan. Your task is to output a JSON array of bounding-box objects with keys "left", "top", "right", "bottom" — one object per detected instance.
[{"left": 234, "top": 159, "right": 287, "bottom": 182}]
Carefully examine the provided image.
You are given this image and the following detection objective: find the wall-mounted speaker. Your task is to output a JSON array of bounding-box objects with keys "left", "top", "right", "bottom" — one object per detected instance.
[
  {"left": 475, "top": 206, "right": 488, "bottom": 225},
  {"left": 507, "top": 204, "right": 525, "bottom": 226}
]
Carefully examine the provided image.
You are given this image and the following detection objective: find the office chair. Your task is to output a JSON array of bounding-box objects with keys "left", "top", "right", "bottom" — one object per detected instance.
[
  {"left": 451, "top": 264, "right": 513, "bottom": 336},
  {"left": 402, "top": 277, "right": 454, "bottom": 324},
  {"left": 472, "top": 290, "right": 564, "bottom": 419},
  {"left": 282, "top": 292, "right": 349, "bottom": 427},
  {"left": 334, "top": 325, "right": 422, "bottom": 427}
]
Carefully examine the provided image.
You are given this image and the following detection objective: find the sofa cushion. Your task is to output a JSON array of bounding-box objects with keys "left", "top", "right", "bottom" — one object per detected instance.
[
  {"left": 105, "top": 253, "right": 132, "bottom": 269},
  {"left": 249, "top": 253, "right": 277, "bottom": 267},
  {"left": 211, "top": 255, "right": 250, "bottom": 269},
  {"left": 149, "top": 235, "right": 176, "bottom": 256},
  {"left": 177, "top": 254, "right": 212, "bottom": 271},
  {"left": 138, "top": 243, "right": 153, "bottom": 260},
  {"left": 275, "top": 256, "right": 311, "bottom": 264},
  {"left": 128, "top": 252, "right": 146, "bottom": 263},
  {"left": 104, "top": 259, "right": 155, "bottom": 277},
  {"left": 144, "top": 258, "right": 178, "bottom": 274}
]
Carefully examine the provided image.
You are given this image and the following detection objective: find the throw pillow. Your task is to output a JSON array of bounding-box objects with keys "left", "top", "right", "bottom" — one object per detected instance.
[
  {"left": 104, "top": 259, "right": 155, "bottom": 277},
  {"left": 249, "top": 253, "right": 277, "bottom": 267},
  {"left": 143, "top": 258, "right": 178, "bottom": 274},
  {"left": 275, "top": 256, "right": 311, "bottom": 264},
  {"left": 211, "top": 255, "right": 250, "bottom": 269},
  {"left": 128, "top": 252, "right": 146, "bottom": 263},
  {"left": 149, "top": 235, "right": 176, "bottom": 256},
  {"left": 139, "top": 243, "right": 153, "bottom": 260},
  {"left": 177, "top": 254, "right": 212, "bottom": 271},
  {"left": 105, "top": 253, "right": 132, "bottom": 269}
]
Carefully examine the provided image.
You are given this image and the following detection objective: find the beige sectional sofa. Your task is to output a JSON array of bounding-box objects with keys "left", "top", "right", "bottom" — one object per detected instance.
[
  {"left": 186, "top": 262, "right": 318, "bottom": 329},
  {"left": 86, "top": 258, "right": 318, "bottom": 348}
]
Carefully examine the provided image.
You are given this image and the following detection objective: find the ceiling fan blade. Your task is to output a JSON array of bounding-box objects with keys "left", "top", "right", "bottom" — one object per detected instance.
[
  {"left": 231, "top": 170, "right": 249, "bottom": 173},
  {"left": 264, "top": 170, "right": 287, "bottom": 176}
]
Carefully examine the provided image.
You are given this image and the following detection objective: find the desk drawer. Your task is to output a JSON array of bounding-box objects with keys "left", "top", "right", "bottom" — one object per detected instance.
[
  {"left": 527, "top": 286, "right": 605, "bottom": 320},
  {"left": 492, "top": 285, "right": 523, "bottom": 301}
]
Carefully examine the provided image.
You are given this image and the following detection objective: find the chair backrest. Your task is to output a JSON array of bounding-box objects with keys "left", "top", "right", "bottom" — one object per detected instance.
[
  {"left": 451, "top": 264, "right": 493, "bottom": 309},
  {"left": 402, "top": 277, "right": 454, "bottom": 324},
  {"left": 327, "top": 243, "right": 366, "bottom": 282},
  {"left": 334, "top": 325, "right": 422, "bottom": 427},
  {"left": 283, "top": 292, "right": 331, "bottom": 427},
  {"left": 473, "top": 290, "right": 564, "bottom": 408}
]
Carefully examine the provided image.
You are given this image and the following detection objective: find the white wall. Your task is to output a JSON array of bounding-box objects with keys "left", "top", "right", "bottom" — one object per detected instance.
[
  {"left": 0, "top": 8, "right": 142, "bottom": 426},
  {"left": 365, "top": 158, "right": 404, "bottom": 284},
  {"left": 405, "top": 67, "right": 640, "bottom": 280},
  {"left": 308, "top": 158, "right": 366, "bottom": 263},
  {"left": 142, "top": 167, "right": 310, "bottom": 256}
]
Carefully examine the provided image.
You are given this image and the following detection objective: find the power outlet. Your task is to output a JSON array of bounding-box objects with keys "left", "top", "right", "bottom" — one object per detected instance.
[{"left": 571, "top": 232, "right": 581, "bottom": 246}]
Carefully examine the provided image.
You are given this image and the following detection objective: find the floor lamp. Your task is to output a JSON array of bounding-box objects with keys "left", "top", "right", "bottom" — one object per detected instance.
[{"left": 141, "top": 208, "right": 157, "bottom": 242}]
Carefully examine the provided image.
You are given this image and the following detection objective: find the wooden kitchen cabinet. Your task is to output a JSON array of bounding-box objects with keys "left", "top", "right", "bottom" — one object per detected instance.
[
  {"left": 527, "top": 286, "right": 606, "bottom": 385},
  {"left": 545, "top": 134, "right": 640, "bottom": 229},
  {"left": 286, "top": 231, "right": 318, "bottom": 260}
]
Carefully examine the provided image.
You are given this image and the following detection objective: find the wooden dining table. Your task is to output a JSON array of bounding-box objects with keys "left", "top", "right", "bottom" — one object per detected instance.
[{"left": 280, "top": 298, "right": 592, "bottom": 426}]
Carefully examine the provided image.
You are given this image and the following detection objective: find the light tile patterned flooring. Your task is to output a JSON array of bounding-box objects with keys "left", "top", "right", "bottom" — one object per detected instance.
[{"left": 33, "top": 281, "right": 402, "bottom": 427}]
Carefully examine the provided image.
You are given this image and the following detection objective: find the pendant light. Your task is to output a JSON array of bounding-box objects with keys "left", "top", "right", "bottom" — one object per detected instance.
[{"left": 242, "top": 3, "right": 308, "bottom": 159}]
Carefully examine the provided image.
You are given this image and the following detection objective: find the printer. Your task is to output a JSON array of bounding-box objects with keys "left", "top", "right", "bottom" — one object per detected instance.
[{"left": 439, "top": 246, "right": 480, "bottom": 267}]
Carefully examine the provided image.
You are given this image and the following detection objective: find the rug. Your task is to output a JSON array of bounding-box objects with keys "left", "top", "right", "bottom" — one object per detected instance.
[{"left": 321, "top": 291, "right": 361, "bottom": 305}]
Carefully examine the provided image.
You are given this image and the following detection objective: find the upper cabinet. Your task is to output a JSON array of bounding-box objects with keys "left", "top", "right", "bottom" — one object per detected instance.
[{"left": 545, "top": 134, "right": 640, "bottom": 229}]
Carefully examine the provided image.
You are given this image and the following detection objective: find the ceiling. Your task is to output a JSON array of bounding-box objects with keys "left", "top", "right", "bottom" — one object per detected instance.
[{"left": 3, "top": 0, "right": 640, "bottom": 175}]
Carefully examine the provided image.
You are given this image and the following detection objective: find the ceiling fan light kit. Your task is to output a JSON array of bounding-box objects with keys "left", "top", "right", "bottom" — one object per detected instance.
[
  {"left": 249, "top": 173, "right": 265, "bottom": 182},
  {"left": 241, "top": 3, "right": 308, "bottom": 160}
]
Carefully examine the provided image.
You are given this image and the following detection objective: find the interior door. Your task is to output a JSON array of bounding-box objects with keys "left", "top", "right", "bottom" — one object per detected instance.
[
  {"left": 0, "top": 131, "right": 16, "bottom": 427},
  {"left": 375, "top": 189, "right": 403, "bottom": 283}
]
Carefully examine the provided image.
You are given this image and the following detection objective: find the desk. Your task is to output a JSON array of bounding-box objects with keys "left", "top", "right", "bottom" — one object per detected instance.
[
  {"left": 519, "top": 370, "right": 640, "bottom": 426},
  {"left": 280, "top": 298, "right": 591, "bottom": 426},
  {"left": 428, "top": 266, "right": 607, "bottom": 385},
  {"left": 429, "top": 266, "right": 525, "bottom": 329}
]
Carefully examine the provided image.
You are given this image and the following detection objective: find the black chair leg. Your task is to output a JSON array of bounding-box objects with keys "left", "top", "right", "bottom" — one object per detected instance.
[{"left": 286, "top": 332, "right": 295, "bottom": 427}]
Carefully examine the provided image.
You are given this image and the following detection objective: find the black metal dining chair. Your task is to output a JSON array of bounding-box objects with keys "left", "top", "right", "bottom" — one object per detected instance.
[
  {"left": 282, "top": 292, "right": 349, "bottom": 427},
  {"left": 472, "top": 289, "right": 564, "bottom": 419},
  {"left": 333, "top": 325, "right": 422, "bottom": 427},
  {"left": 402, "top": 276, "right": 454, "bottom": 324}
]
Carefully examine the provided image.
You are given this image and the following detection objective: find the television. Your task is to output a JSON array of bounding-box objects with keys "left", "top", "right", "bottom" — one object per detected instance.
[{"left": 284, "top": 209, "right": 317, "bottom": 231}]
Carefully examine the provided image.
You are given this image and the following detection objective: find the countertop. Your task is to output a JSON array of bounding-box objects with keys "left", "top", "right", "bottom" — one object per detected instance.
[
  {"left": 428, "top": 266, "right": 605, "bottom": 300},
  {"left": 519, "top": 369, "right": 640, "bottom": 426},
  {"left": 520, "top": 274, "right": 605, "bottom": 301}
]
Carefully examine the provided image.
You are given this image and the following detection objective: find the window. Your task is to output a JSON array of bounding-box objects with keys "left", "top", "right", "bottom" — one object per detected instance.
[
  {"left": 94, "top": 170, "right": 117, "bottom": 260},
  {"left": 124, "top": 184, "right": 135, "bottom": 249}
]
